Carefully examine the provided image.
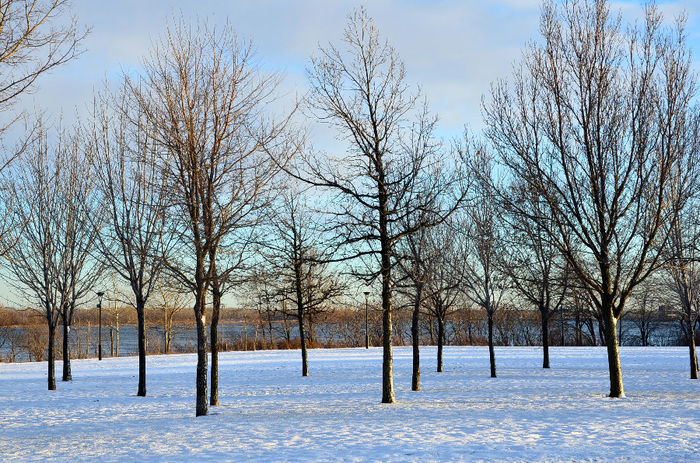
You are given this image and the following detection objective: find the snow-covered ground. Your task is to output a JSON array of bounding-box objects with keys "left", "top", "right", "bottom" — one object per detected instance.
[{"left": 1, "top": 346, "right": 698, "bottom": 462}]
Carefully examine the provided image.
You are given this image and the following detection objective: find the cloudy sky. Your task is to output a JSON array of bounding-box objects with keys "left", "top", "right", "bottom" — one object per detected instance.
[{"left": 14, "top": 0, "right": 700, "bottom": 140}]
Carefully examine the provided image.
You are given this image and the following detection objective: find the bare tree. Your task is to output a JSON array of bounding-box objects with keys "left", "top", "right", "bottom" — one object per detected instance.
[
  {"left": 626, "top": 278, "right": 664, "bottom": 347},
  {"left": 127, "top": 17, "right": 297, "bottom": 416},
  {"left": 53, "top": 126, "right": 102, "bottom": 381},
  {"left": 395, "top": 212, "right": 437, "bottom": 391},
  {"left": 665, "top": 200, "right": 700, "bottom": 378},
  {"left": 502, "top": 181, "right": 568, "bottom": 368},
  {"left": 302, "top": 8, "right": 466, "bottom": 403},
  {"left": 3, "top": 124, "right": 74, "bottom": 389},
  {"left": 484, "top": 0, "right": 698, "bottom": 397},
  {"left": 154, "top": 286, "right": 186, "bottom": 354},
  {"left": 460, "top": 151, "right": 508, "bottom": 378},
  {"left": 261, "top": 191, "right": 345, "bottom": 376},
  {"left": 91, "top": 87, "right": 172, "bottom": 396},
  {"left": 421, "top": 221, "right": 466, "bottom": 373}
]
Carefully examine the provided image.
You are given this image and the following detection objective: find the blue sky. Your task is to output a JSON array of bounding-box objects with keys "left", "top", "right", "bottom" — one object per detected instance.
[{"left": 13, "top": 0, "right": 700, "bottom": 140}]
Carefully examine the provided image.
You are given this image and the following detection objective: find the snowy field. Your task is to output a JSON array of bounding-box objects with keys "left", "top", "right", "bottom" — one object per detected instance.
[{"left": 1, "top": 346, "right": 698, "bottom": 462}]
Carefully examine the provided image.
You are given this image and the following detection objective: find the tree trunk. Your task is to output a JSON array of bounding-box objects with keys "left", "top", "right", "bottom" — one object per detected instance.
[
  {"left": 602, "top": 304, "right": 624, "bottom": 398},
  {"left": 137, "top": 301, "right": 147, "bottom": 397},
  {"left": 210, "top": 283, "right": 221, "bottom": 406},
  {"left": 115, "top": 312, "right": 120, "bottom": 357},
  {"left": 378, "top": 162, "right": 395, "bottom": 404},
  {"left": 437, "top": 315, "right": 445, "bottom": 373},
  {"left": 541, "top": 310, "right": 550, "bottom": 369},
  {"left": 62, "top": 323, "right": 72, "bottom": 381},
  {"left": 48, "top": 326, "right": 56, "bottom": 390},
  {"left": 688, "top": 318, "right": 698, "bottom": 380},
  {"left": 381, "top": 297, "right": 394, "bottom": 403},
  {"left": 194, "top": 289, "right": 208, "bottom": 417},
  {"left": 163, "top": 307, "right": 168, "bottom": 354},
  {"left": 297, "top": 311, "right": 308, "bottom": 377},
  {"left": 487, "top": 312, "right": 496, "bottom": 378},
  {"left": 411, "top": 287, "right": 421, "bottom": 391},
  {"left": 294, "top": 260, "right": 309, "bottom": 377}
]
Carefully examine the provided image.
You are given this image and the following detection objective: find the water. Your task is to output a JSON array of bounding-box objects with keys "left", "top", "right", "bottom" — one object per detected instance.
[
  {"left": 0, "top": 322, "right": 295, "bottom": 362},
  {"left": 0, "top": 319, "right": 689, "bottom": 363}
]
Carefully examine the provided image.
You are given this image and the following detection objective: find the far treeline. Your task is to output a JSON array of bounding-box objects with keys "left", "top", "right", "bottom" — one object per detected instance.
[{"left": 0, "top": 0, "right": 698, "bottom": 417}]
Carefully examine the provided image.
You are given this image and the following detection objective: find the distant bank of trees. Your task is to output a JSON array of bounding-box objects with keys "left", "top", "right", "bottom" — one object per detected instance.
[
  {"left": 0, "top": 297, "right": 695, "bottom": 362},
  {"left": 0, "top": 0, "right": 698, "bottom": 417}
]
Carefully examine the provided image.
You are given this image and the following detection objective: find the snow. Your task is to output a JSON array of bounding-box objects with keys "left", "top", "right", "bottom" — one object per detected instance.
[{"left": 1, "top": 346, "right": 698, "bottom": 462}]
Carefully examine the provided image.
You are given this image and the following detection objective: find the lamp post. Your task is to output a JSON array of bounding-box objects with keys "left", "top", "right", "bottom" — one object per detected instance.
[
  {"left": 97, "top": 291, "right": 104, "bottom": 360},
  {"left": 364, "top": 291, "right": 370, "bottom": 349}
]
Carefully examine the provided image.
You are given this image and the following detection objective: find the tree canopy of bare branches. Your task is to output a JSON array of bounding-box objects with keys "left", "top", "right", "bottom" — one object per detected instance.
[
  {"left": 91, "top": 87, "right": 172, "bottom": 397},
  {"left": 484, "top": 0, "right": 699, "bottom": 397},
  {"left": 126, "top": 17, "right": 298, "bottom": 416},
  {"left": 4, "top": 123, "right": 100, "bottom": 389},
  {"left": 302, "top": 7, "right": 466, "bottom": 404},
  {"left": 260, "top": 190, "right": 345, "bottom": 377}
]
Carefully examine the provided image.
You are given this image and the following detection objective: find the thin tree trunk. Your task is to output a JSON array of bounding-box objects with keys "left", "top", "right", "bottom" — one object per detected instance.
[
  {"left": 194, "top": 288, "right": 208, "bottom": 417},
  {"left": 298, "top": 311, "right": 308, "bottom": 377},
  {"left": 437, "top": 315, "right": 445, "bottom": 373},
  {"left": 541, "top": 310, "right": 550, "bottom": 369},
  {"left": 602, "top": 304, "right": 624, "bottom": 397},
  {"left": 488, "top": 312, "right": 496, "bottom": 378},
  {"left": 115, "top": 312, "right": 120, "bottom": 357},
  {"left": 210, "top": 282, "right": 221, "bottom": 406},
  {"left": 62, "top": 322, "right": 72, "bottom": 381},
  {"left": 48, "top": 326, "right": 56, "bottom": 390},
  {"left": 411, "top": 286, "right": 421, "bottom": 391},
  {"left": 137, "top": 301, "right": 147, "bottom": 397},
  {"left": 379, "top": 162, "right": 395, "bottom": 404},
  {"left": 688, "top": 317, "right": 698, "bottom": 380}
]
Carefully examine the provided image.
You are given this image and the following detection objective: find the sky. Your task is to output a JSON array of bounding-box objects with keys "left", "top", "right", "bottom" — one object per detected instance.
[
  {"left": 2, "top": 0, "right": 700, "bottom": 308},
  {"left": 12, "top": 0, "right": 700, "bottom": 141}
]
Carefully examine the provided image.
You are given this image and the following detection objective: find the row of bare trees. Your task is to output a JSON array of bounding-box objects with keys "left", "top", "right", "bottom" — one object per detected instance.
[{"left": 1, "top": 0, "right": 699, "bottom": 417}]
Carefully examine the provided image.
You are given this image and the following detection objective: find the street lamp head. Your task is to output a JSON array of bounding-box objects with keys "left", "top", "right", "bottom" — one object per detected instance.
[
  {"left": 97, "top": 291, "right": 104, "bottom": 298},
  {"left": 363, "top": 291, "right": 370, "bottom": 296}
]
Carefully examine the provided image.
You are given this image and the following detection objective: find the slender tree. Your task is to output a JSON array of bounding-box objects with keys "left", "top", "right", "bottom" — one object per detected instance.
[
  {"left": 261, "top": 191, "right": 344, "bottom": 376},
  {"left": 484, "top": 0, "right": 698, "bottom": 397},
  {"left": 459, "top": 151, "right": 508, "bottom": 378},
  {"left": 502, "top": 181, "right": 568, "bottom": 368},
  {"left": 665, "top": 200, "right": 700, "bottom": 379},
  {"left": 54, "top": 127, "right": 102, "bottom": 381},
  {"left": 302, "top": 8, "right": 466, "bottom": 403},
  {"left": 91, "top": 88, "right": 171, "bottom": 396},
  {"left": 422, "top": 221, "right": 466, "bottom": 373},
  {"left": 4, "top": 124, "right": 98, "bottom": 388},
  {"left": 127, "top": 17, "right": 297, "bottom": 416}
]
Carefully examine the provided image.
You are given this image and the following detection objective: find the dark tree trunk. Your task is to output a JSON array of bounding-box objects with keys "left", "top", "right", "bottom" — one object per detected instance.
[
  {"left": 602, "top": 303, "right": 624, "bottom": 397},
  {"left": 294, "top": 260, "right": 309, "bottom": 377},
  {"left": 381, "top": 293, "right": 394, "bottom": 403},
  {"left": 541, "top": 310, "right": 550, "bottom": 369},
  {"left": 687, "top": 318, "right": 698, "bottom": 380},
  {"left": 378, "top": 169, "right": 394, "bottom": 404},
  {"left": 62, "top": 322, "right": 72, "bottom": 381},
  {"left": 136, "top": 300, "right": 147, "bottom": 397},
  {"left": 437, "top": 315, "right": 445, "bottom": 373},
  {"left": 194, "top": 288, "right": 208, "bottom": 417},
  {"left": 411, "top": 286, "right": 421, "bottom": 391},
  {"left": 487, "top": 312, "right": 496, "bottom": 378},
  {"left": 210, "top": 282, "right": 221, "bottom": 406},
  {"left": 297, "top": 311, "right": 308, "bottom": 377},
  {"left": 48, "top": 326, "right": 56, "bottom": 390}
]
